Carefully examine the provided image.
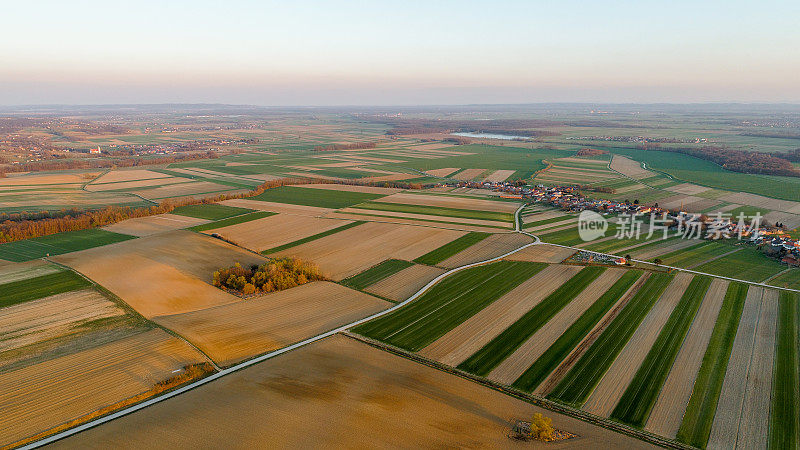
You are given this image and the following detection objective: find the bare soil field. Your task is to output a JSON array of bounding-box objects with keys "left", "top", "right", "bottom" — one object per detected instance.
[
  {"left": 50, "top": 334, "right": 655, "bottom": 450},
  {"left": 102, "top": 213, "right": 209, "bottom": 237},
  {"left": 451, "top": 168, "right": 487, "bottom": 181},
  {"left": 419, "top": 265, "right": 583, "bottom": 366},
  {"left": 339, "top": 207, "right": 511, "bottom": 228},
  {"left": 85, "top": 177, "right": 192, "bottom": 192},
  {"left": 0, "top": 260, "right": 61, "bottom": 284},
  {"left": 364, "top": 264, "right": 446, "bottom": 301},
  {"left": 437, "top": 233, "right": 534, "bottom": 269},
  {"left": 205, "top": 214, "right": 353, "bottom": 252},
  {"left": 489, "top": 269, "right": 627, "bottom": 385},
  {"left": 374, "top": 192, "right": 520, "bottom": 213},
  {"left": 53, "top": 231, "right": 265, "bottom": 317},
  {"left": 763, "top": 210, "right": 800, "bottom": 229},
  {"left": 583, "top": 272, "right": 693, "bottom": 417},
  {"left": 505, "top": 244, "right": 576, "bottom": 264},
  {"left": 557, "top": 157, "right": 608, "bottom": 165},
  {"left": 0, "top": 329, "right": 208, "bottom": 448},
  {"left": 665, "top": 183, "right": 712, "bottom": 195},
  {"left": 522, "top": 210, "right": 567, "bottom": 223},
  {"left": 293, "top": 183, "right": 401, "bottom": 195},
  {"left": 325, "top": 211, "right": 503, "bottom": 233},
  {"left": 134, "top": 181, "right": 233, "bottom": 200},
  {"left": 644, "top": 278, "right": 729, "bottom": 438},
  {"left": 220, "top": 198, "right": 333, "bottom": 216},
  {"left": 658, "top": 195, "right": 721, "bottom": 213},
  {"left": 720, "top": 192, "right": 800, "bottom": 214},
  {"left": 90, "top": 170, "right": 171, "bottom": 184},
  {"left": 0, "top": 173, "right": 90, "bottom": 187},
  {"left": 610, "top": 155, "right": 653, "bottom": 179},
  {"left": 482, "top": 169, "right": 516, "bottom": 182},
  {"left": 547, "top": 168, "right": 614, "bottom": 179},
  {"left": 272, "top": 222, "right": 464, "bottom": 280},
  {"left": 424, "top": 167, "right": 460, "bottom": 177},
  {"left": 153, "top": 282, "right": 388, "bottom": 367}
]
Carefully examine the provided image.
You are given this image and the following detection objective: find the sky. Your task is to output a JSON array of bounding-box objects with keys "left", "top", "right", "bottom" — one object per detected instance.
[{"left": 2, "top": 0, "right": 799, "bottom": 105}]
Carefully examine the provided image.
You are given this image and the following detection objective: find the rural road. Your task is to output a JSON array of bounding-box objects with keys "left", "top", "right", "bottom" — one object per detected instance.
[{"left": 23, "top": 204, "right": 540, "bottom": 448}]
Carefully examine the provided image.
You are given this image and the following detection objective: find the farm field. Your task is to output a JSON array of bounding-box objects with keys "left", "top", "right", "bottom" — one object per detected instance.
[
  {"left": 48, "top": 335, "right": 653, "bottom": 449},
  {"left": 505, "top": 243, "right": 576, "bottom": 263},
  {"left": 250, "top": 185, "right": 386, "bottom": 208},
  {"left": 170, "top": 203, "right": 253, "bottom": 220},
  {"left": 354, "top": 201, "right": 514, "bottom": 222},
  {"left": 436, "top": 232, "right": 533, "bottom": 268},
  {"left": 0, "top": 229, "right": 136, "bottom": 262},
  {"left": 341, "top": 259, "right": 414, "bottom": 291},
  {"left": 364, "top": 263, "right": 445, "bottom": 302},
  {"left": 102, "top": 213, "right": 209, "bottom": 237},
  {"left": 0, "top": 269, "right": 92, "bottom": 308},
  {"left": 412, "top": 232, "right": 489, "bottom": 265}
]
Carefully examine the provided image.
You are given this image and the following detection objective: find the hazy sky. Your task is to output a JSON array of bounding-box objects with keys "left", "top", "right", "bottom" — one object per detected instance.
[{"left": 2, "top": 0, "right": 799, "bottom": 105}]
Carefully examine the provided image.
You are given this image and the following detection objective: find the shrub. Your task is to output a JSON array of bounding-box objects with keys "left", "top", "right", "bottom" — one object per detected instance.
[{"left": 212, "top": 257, "right": 325, "bottom": 296}]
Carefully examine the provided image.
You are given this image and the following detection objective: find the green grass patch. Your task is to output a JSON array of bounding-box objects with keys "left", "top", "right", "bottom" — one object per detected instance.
[
  {"left": 262, "top": 221, "right": 365, "bottom": 254},
  {"left": 171, "top": 203, "right": 254, "bottom": 220},
  {"left": 768, "top": 268, "right": 800, "bottom": 290},
  {"left": 658, "top": 240, "right": 735, "bottom": 267},
  {"left": 0, "top": 229, "right": 136, "bottom": 262},
  {"left": 413, "top": 232, "right": 490, "bottom": 265},
  {"left": 512, "top": 270, "right": 643, "bottom": 392},
  {"left": 547, "top": 272, "right": 674, "bottom": 407},
  {"left": 677, "top": 282, "right": 748, "bottom": 447},
  {"left": 188, "top": 211, "right": 276, "bottom": 232},
  {"left": 538, "top": 227, "right": 584, "bottom": 246},
  {"left": 355, "top": 202, "right": 514, "bottom": 222},
  {"left": 1, "top": 270, "right": 93, "bottom": 308},
  {"left": 341, "top": 259, "right": 414, "bottom": 290},
  {"left": 610, "top": 275, "right": 712, "bottom": 427},
  {"left": 251, "top": 186, "right": 386, "bottom": 208},
  {"left": 694, "top": 246, "right": 785, "bottom": 282},
  {"left": 352, "top": 261, "right": 547, "bottom": 351},
  {"left": 770, "top": 291, "right": 799, "bottom": 449},
  {"left": 458, "top": 266, "right": 607, "bottom": 376}
]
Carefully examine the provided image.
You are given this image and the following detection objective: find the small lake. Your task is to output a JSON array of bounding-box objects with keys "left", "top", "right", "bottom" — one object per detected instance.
[{"left": 451, "top": 132, "right": 531, "bottom": 140}]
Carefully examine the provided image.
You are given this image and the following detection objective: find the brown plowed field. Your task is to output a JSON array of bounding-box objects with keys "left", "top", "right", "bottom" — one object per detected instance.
[
  {"left": 338, "top": 207, "right": 511, "bottom": 228},
  {"left": 437, "top": 233, "right": 534, "bottom": 269},
  {"left": 293, "top": 183, "right": 401, "bottom": 195},
  {"left": 451, "top": 168, "right": 487, "bottom": 181},
  {"left": 505, "top": 244, "right": 576, "bottom": 264},
  {"left": 102, "top": 213, "right": 209, "bottom": 237},
  {"left": 204, "top": 214, "right": 353, "bottom": 252},
  {"left": 220, "top": 198, "right": 332, "bottom": 216},
  {"left": 610, "top": 155, "right": 653, "bottom": 179},
  {"left": 85, "top": 177, "right": 191, "bottom": 192},
  {"left": 373, "top": 192, "right": 520, "bottom": 213},
  {"left": 365, "top": 264, "right": 445, "bottom": 301},
  {"left": 90, "top": 170, "right": 171, "bottom": 184}
]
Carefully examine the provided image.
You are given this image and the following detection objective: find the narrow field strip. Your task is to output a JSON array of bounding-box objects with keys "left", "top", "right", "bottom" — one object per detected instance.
[
  {"left": 413, "top": 232, "right": 490, "bottom": 266},
  {"left": 354, "top": 201, "right": 514, "bottom": 223},
  {"left": 1, "top": 270, "right": 93, "bottom": 308},
  {"left": 251, "top": 185, "right": 387, "bottom": 208},
  {"left": 352, "top": 261, "right": 546, "bottom": 351},
  {"left": 188, "top": 211, "right": 277, "bottom": 232},
  {"left": 770, "top": 291, "right": 800, "bottom": 449},
  {"left": 261, "top": 221, "right": 365, "bottom": 254},
  {"left": 341, "top": 259, "right": 414, "bottom": 291},
  {"left": 0, "top": 229, "right": 136, "bottom": 262},
  {"left": 546, "top": 272, "right": 673, "bottom": 407},
  {"left": 645, "top": 278, "right": 729, "bottom": 438},
  {"left": 676, "top": 282, "right": 748, "bottom": 448},
  {"left": 610, "top": 275, "right": 712, "bottom": 427},
  {"left": 170, "top": 203, "right": 254, "bottom": 220},
  {"left": 457, "top": 266, "right": 607, "bottom": 377}
]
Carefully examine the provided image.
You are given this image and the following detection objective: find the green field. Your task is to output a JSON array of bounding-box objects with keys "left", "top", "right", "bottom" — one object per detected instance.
[
  {"left": 1, "top": 270, "right": 93, "bottom": 308},
  {"left": 405, "top": 144, "right": 571, "bottom": 179},
  {"left": 262, "top": 221, "right": 365, "bottom": 254},
  {"left": 352, "top": 261, "right": 546, "bottom": 351},
  {"left": 676, "top": 282, "right": 748, "bottom": 447},
  {"left": 658, "top": 241, "right": 736, "bottom": 267},
  {"left": 537, "top": 227, "right": 584, "bottom": 246},
  {"left": 341, "top": 259, "right": 414, "bottom": 291},
  {"left": 413, "top": 232, "right": 490, "bottom": 265},
  {"left": 0, "top": 229, "right": 136, "bottom": 262},
  {"left": 522, "top": 215, "right": 572, "bottom": 229},
  {"left": 188, "top": 211, "right": 277, "bottom": 232},
  {"left": 512, "top": 270, "right": 643, "bottom": 392},
  {"left": 354, "top": 202, "right": 514, "bottom": 222},
  {"left": 610, "top": 275, "right": 712, "bottom": 427},
  {"left": 548, "top": 272, "right": 674, "bottom": 407},
  {"left": 458, "top": 266, "right": 607, "bottom": 376},
  {"left": 251, "top": 186, "right": 387, "bottom": 208},
  {"left": 770, "top": 291, "right": 799, "bottom": 449},
  {"left": 694, "top": 246, "right": 785, "bottom": 282},
  {"left": 171, "top": 203, "right": 254, "bottom": 220},
  {"left": 768, "top": 267, "right": 800, "bottom": 290}
]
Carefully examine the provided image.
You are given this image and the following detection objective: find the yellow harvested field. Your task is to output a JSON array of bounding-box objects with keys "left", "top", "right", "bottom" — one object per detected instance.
[
  {"left": 437, "top": 233, "right": 534, "bottom": 269},
  {"left": 665, "top": 183, "right": 712, "bottom": 195},
  {"left": 273, "top": 222, "right": 464, "bottom": 280},
  {"left": 583, "top": 272, "right": 693, "bottom": 417},
  {"left": 324, "top": 211, "right": 504, "bottom": 233},
  {"left": 51, "top": 334, "right": 654, "bottom": 449},
  {"left": 134, "top": 181, "right": 233, "bottom": 200},
  {"left": 451, "top": 168, "right": 486, "bottom": 181},
  {"left": 220, "top": 198, "right": 332, "bottom": 216},
  {"left": 645, "top": 278, "right": 728, "bottom": 438},
  {"left": 658, "top": 194, "right": 720, "bottom": 213},
  {"left": 90, "top": 169, "right": 172, "bottom": 184},
  {"left": 419, "top": 265, "right": 583, "bottom": 367},
  {"left": 482, "top": 169, "right": 516, "bottom": 182},
  {"left": 610, "top": 155, "right": 653, "bottom": 179},
  {"left": 0, "top": 329, "right": 208, "bottom": 448},
  {"left": 53, "top": 231, "right": 265, "bottom": 317},
  {"left": 719, "top": 191, "right": 800, "bottom": 213},
  {"left": 85, "top": 177, "right": 192, "bottom": 192},
  {"left": 522, "top": 210, "right": 567, "bottom": 223},
  {"left": 505, "top": 244, "right": 576, "bottom": 263},
  {"left": 364, "top": 264, "right": 446, "bottom": 302},
  {"left": 293, "top": 183, "right": 401, "bottom": 195},
  {"left": 340, "top": 207, "right": 511, "bottom": 228},
  {"left": 489, "top": 269, "right": 627, "bottom": 385},
  {"left": 424, "top": 167, "right": 460, "bottom": 177},
  {"left": 205, "top": 214, "right": 353, "bottom": 252},
  {"left": 0, "top": 173, "right": 89, "bottom": 186},
  {"left": 102, "top": 213, "right": 209, "bottom": 237},
  {"left": 153, "top": 282, "right": 388, "bottom": 367},
  {"left": 0, "top": 289, "right": 125, "bottom": 356},
  {"left": 557, "top": 157, "right": 609, "bottom": 165},
  {"left": 0, "top": 260, "right": 61, "bottom": 284},
  {"left": 374, "top": 192, "right": 520, "bottom": 213}
]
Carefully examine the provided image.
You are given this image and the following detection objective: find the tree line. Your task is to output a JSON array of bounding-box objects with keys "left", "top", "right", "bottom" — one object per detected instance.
[{"left": 650, "top": 145, "right": 800, "bottom": 177}]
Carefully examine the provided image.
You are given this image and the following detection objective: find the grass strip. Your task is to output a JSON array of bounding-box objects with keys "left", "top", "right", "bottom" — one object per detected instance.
[
  {"left": 769, "top": 290, "right": 799, "bottom": 449},
  {"left": 188, "top": 211, "right": 276, "bottom": 232},
  {"left": 458, "top": 266, "right": 607, "bottom": 376},
  {"left": 338, "top": 211, "right": 509, "bottom": 229},
  {"left": 547, "top": 272, "right": 674, "bottom": 407},
  {"left": 171, "top": 203, "right": 254, "bottom": 220},
  {"left": 262, "top": 221, "right": 365, "bottom": 254},
  {"left": 413, "top": 232, "right": 490, "bottom": 265},
  {"left": 1, "top": 270, "right": 93, "bottom": 308},
  {"left": 512, "top": 270, "right": 643, "bottom": 392},
  {"left": 352, "top": 261, "right": 546, "bottom": 351},
  {"left": 251, "top": 186, "right": 386, "bottom": 208},
  {"left": 676, "top": 282, "right": 748, "bottom": 447},
  {"left": 610, "top": 275, "right": 712, "bottom": 427},
  {"left": 341, "top": 259, "right": 414, "bottom": 291},
  {"left": 355, "top": 201, "right": 514, "bottom": 222}
]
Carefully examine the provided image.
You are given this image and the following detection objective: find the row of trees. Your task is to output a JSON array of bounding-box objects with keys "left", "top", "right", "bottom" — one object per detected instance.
[{"left": 212, "top": 258, "right": 325, "bottom": 295}]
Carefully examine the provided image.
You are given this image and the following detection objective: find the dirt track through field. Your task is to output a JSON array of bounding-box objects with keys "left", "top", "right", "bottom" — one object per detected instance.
[
  {"left": 583, "top": 272, "right": 693, "bottom": 416},
  {"left": 418, "top": 265, "right": 582, "bottom": 367},
  {"left": 365, "top": 264, "right": 446, "bottom": 302},
  {"left": 644, "top": 278, "right": 729, "bottom": 437},
  {"left": 488, "top": 269, "right": 626, "bottom": 385}
]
